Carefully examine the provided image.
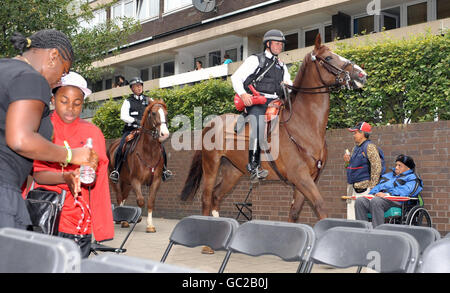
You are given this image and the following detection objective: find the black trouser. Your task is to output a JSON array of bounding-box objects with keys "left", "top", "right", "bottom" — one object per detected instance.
[
  {"left": 246, "top": 101, "right": 269, "bottom": 150},
  {"left": 245, "top": 100, "right": 270, "bottom": 167},
  {"left": 58, "top": 232, "right": 92, "bottom": 258},
  {"left": 113, "top": 128, "right": 133, "bottom": 173}
]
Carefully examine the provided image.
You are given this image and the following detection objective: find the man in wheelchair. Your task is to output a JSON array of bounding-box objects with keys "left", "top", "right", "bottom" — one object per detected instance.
[{"left": 355, "top": 154, "right": 423, "bottom": 227}]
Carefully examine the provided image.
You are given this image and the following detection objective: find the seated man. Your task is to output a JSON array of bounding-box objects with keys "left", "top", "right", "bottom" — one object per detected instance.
[{"left": 355, "top": 154, "right": 423, "bottom": 227}]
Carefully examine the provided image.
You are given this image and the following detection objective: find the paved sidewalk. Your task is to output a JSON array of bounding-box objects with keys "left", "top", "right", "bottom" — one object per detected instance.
[{"left": 94, "top": 217, "right": 375, "bottom": 273}]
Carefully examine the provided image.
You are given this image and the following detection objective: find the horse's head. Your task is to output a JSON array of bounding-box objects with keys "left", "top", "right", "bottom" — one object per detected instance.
[
  {"left": 142, "top": 100, "right": 170, "bottom": 142},
  {"left": 310, "top": 33, "right": 367, "bottom": 89}
]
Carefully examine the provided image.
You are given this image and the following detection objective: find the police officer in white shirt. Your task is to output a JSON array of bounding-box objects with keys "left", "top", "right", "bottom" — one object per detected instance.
[
  {"left": 110, "top": 77, "right": 172, "bottom": 183},
  {"left": 231, "top": 29, "right": 292, "bottom": 182}
]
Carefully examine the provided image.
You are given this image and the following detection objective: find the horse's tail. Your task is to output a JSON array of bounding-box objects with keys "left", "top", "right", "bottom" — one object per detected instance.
[{"left": 180, "top": 150, "right": 203, "bottom": 201}]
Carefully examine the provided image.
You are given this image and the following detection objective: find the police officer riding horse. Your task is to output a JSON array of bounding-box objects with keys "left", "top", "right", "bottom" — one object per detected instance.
[
  {"left": 109, "top": 77, "right": 172, "bottom": 183},
  {"left": 231, "top": 29, "right": 293, "bottom": 182}
]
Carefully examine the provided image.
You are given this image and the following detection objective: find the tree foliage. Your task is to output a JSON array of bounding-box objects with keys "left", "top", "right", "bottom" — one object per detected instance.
[{"left": 0, "top": 0, "right": 140, "bottom": 81}]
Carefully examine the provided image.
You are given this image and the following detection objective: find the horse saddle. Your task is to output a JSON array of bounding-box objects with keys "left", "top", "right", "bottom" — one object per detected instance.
[
  {"left": 122, "top": 129, "right": 139, "bottom": 154},
  {"left": 233, "top": 100, "right": 284, "bottom": 134}
]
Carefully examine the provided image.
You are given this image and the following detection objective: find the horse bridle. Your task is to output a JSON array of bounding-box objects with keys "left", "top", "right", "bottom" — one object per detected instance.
[
  {"left": 140, "top": 103, "right": 167, "bottom": 140},
  {"left": 284, "top": 52, "right": 355, "bottom": 95}
]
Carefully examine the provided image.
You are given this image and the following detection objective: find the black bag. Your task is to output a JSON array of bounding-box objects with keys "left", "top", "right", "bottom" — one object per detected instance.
[{"left": 25, "top": 186, "right": 66, "bottom": 235}]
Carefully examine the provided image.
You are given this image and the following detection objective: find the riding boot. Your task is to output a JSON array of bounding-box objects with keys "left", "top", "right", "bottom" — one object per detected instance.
[
  {"left": 161, "top": 145, "right": 173, "bottom": 182},
  {"left": 109, "top": 148, "right": 123, "bottom": 183},
  {"left": 246, "top": 143, "right": 268, "bottom": 183}
]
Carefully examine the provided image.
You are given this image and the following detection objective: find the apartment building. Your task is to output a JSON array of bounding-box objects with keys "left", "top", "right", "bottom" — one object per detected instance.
[{"left": 82, "top": 0, "right": 449, "bottom": 118}]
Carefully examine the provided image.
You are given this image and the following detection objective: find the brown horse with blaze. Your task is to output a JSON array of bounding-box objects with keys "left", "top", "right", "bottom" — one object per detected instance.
[{"left": 108, "top": 100, "right": 169, "bottom": 233}]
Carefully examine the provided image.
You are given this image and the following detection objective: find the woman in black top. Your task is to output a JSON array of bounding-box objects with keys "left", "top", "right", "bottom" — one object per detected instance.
[{"left": 0, "top": 29, "right": 98, "bottom": 229}]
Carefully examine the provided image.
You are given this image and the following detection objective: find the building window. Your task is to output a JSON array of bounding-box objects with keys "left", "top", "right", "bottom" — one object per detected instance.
[
  {"left": 105, "top": 79, "right": 112, "bottom": 90},
  {"left": 354, "top": 15, "right": 374, "bottom": 35},
  {"left": 93, "top": 80, "right": 103, "bottom": 93},
  {"left": 407, "top": 2, "right": 427, "bottom": 25},
  {"left": 437, "top": 0, "right": 450, "bottom": 19},
  {"left": 140, "top": 68, "right": 149, "bottom": 81},
  {"left": 304, "top": 29, "right": 319, "bottom": 47},
  {"left": 124, "top": 0, "right": 134, "bottom": 17},
  {"left": 164, "top": 0, "right": 192, "bottom": 13},
  {"left": 285, "top": 33, "right": 298, "bottom": 51},
  {"left": 137, "top": 0, "right": 159, "bottom": 20},
  {"left": 225, "top": 48, "right": 237, "bottom": 62},
  {"left": 324, "top": 25, "right": 333, "bottom": 42},
  {"left": 380, "top": 6, "right": 400, "bottom": 31},
  {"left": 163, "top": 61, "right": 175, "bottom": 77},
  {"left": 152, "top": 65, "right": 161, "bottom": 79},
  {"left": 209, "top": 50, "right": 221, "bottom": 67}
]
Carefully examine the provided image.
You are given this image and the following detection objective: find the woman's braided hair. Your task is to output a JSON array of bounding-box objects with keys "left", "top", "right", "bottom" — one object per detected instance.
[{"left": 10, "top": 29, "right": 74, "bottom": 63}]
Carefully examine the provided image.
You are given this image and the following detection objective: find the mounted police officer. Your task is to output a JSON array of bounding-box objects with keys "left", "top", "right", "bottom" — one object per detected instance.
[
  {"left": 109, "top": 77, "right": 172, "bottom": 183},
  {"left": 231, "top": 29, "right": 293, "bottom": 182}
]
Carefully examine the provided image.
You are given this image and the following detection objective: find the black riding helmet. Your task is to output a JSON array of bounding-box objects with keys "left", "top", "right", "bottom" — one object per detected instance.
[
  {"left": 129, "top": 77, "right": 143, "bottom": 88},
  {"left": 263, "top": 29, "right": 286, "bottom": 55}
]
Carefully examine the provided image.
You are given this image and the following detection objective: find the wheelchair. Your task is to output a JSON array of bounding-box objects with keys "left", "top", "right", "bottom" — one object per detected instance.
[{"left": 368, "top": 194, "right": 432, "bottom": 227}]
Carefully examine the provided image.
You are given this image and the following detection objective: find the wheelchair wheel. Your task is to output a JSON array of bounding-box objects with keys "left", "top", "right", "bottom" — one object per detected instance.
[{"left": 406, "top": 206, "right": 432, "bottom": 227}]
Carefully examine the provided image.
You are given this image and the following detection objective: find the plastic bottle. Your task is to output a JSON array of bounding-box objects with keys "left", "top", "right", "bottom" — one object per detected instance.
[{"left": 80, "top": 138, "right": 96, "bottom": 185}]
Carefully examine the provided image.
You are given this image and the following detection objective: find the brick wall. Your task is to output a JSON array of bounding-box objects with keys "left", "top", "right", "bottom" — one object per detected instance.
[{"left": 108, "top": 120, "right": 449, "bottom": 236}]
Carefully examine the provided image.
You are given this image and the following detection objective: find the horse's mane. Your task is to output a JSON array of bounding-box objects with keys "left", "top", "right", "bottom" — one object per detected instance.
[
  {"left": 292, "top": 45, "right": 328, "bottom": 89},
  {"left": 141, "top": 99, "right": 167, "bottom": 127}
]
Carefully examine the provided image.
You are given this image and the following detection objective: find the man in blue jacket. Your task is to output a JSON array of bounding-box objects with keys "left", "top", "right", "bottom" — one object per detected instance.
[{"left": 355, "top": 154, "right": 423, "bottom": 227}]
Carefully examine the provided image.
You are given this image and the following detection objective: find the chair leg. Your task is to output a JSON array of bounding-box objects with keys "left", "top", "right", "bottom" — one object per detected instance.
[
  {"left": 160, "top": 242, "right": 174, "bottom": 263},
  {"left": 218, "top": 251, "right": 232, "bottom": 273},
  {"left": 117, "top": 221, "right": 138, "bottom": 253},
  {"left": 296, "top": 261, "right": 304, "bottom": 273}
]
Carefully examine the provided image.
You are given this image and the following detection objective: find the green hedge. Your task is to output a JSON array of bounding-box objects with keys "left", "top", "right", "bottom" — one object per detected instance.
[
  {"left": 93, "top": 30, "right": 449, "bottom": 138},
  {"left": 328, "top": 30, "right": 449, "bottom": 128}
]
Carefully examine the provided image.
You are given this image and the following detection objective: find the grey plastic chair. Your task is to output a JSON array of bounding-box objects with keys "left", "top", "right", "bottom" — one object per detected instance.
[
  {"left": 417, "top": 237, "right": 450, "bottom": 273},
  {"left": 160, "top": 215, "right": 239, "bottom": 270},
  {"left": 219, "top": 220, "right": 315, "bottom": 273},
  {"left": 313, "top": 218, "right": 372, "bottom": 240},
  {"left": 0, "top": 227, "right": 81, "bottom": 273},
  {"left": 308, "top": 227, "right": 420, "bottom": 273},
  {"left": 82, "top": 254, "right": 202, "bottom": 273},
  {"left": 91, "top": 205, "right": 142, "bottom": 254},
  {"left": 306, "top": 218, "right": 373, "bottom": 273},
  {"left": 375, "top": 224, "right": 440, "bottom": 255}
]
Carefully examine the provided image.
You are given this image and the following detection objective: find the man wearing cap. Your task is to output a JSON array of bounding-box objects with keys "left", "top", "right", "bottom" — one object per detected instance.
[
  {"left": 355, "top": 154, "right": 422, "bottom": 227},
  {"left": 231, "top": 29, "right": 292, "bottom": 182},
  {"left": 343, "top": 122, "right": 383, "bottom": 219},
  {"left": 109, "top": 77, "right": 172, "bottom": 183}
]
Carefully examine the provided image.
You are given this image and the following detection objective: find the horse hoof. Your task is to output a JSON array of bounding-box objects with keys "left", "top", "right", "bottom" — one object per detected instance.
[
  {"left": 121, "top": 221, "right": 130, "bottom": 228},
  {"left": 146, "top": 226, "right": 156, "bottom": 233},
  {"left": 201, "top": 246, "right": 215, "bottom": 254},
  {"left": 137, "top": 216, "right": 142, "bottom": 223}
]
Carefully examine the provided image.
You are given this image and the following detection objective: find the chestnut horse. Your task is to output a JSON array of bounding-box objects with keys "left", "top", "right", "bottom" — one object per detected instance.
[
  {"left": 180, "top": 34, "right": 367, "bottom": 224},
  {"left": 108, "top": 100, "right": 169, "bottom": 233}
]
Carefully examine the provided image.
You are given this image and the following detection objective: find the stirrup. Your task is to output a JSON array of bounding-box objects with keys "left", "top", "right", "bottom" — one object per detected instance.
[
  {"left": 162, "top": 169, "right": 173, "bottom": 182},
  {"left": 109, "top": 170, "right": 119, "bottom": 183},
  {"left": 247, "top": 164, "right": 268, "bottom": 183}
]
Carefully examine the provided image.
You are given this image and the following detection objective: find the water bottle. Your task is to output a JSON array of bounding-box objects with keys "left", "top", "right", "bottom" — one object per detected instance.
[{"left": 80, "top": 138, "right": 96, "bottom": 185}]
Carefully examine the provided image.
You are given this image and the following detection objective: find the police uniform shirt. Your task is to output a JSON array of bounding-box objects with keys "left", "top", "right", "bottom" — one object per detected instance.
[
  {"left": 231, "top": 50, "right": 292, "bottom": 97},
  {"left": 120, "top": 94, "right": 153, "bottom": 126}
]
